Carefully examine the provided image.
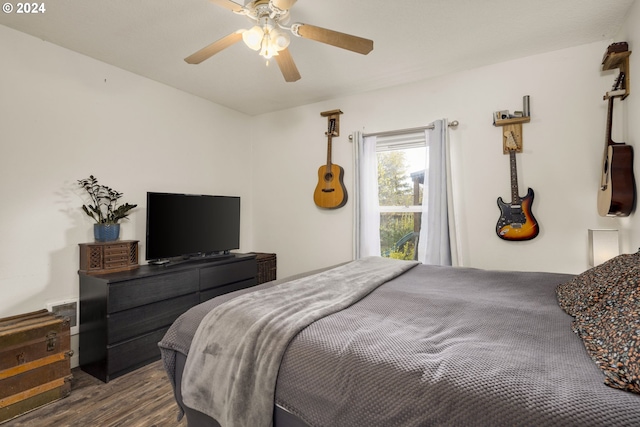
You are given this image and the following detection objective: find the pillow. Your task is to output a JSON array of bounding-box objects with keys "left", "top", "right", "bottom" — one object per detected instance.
[
  {"left": 556, "top": 251, "right": 639, "bottom": 317},
  {"left": 572, "top": 265, "right": 639, "bottom": 394}
]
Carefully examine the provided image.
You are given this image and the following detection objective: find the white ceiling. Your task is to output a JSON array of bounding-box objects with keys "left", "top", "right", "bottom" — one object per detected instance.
[{"left": 0, "top": 0, "right": 635, "bottom": 115}]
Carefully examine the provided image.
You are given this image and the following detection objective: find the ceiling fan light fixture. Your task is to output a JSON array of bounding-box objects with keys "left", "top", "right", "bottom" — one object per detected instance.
[
  {"left": 253, "top": 23, "right": 289, "bottom": 60},
  {"left": 259, "top": 34, "right": 279, "bottom": 59},
  {"left": 242, "top": 25, "right": 264, "bottom": 51},
  {"left": 272, "top": 28, "right": 290, "bottom": 50},
  {"left": 260, "top": 47, "right": 277, "bottom": 60}
]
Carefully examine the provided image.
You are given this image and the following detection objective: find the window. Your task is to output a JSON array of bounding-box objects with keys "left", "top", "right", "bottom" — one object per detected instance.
[
  {"left": 356, "top": 121, "right": 453, "bottom": 265},
  {"left": 376, "top": 132, "right": 427, "bottom": 260}
]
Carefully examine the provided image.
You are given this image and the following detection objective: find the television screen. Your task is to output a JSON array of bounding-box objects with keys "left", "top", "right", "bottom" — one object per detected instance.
[{"left": 145, "top": 192, "right": 240, "bottom": 261}]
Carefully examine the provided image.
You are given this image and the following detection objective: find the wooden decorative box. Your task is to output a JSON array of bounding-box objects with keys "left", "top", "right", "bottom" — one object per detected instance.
[
  {"left": 79, "top": 240, "right": 139, "bottom": 275},
  {"left": 0, "top": 309, "right": 72, "bottom": 423},
  {"left": 251, "top": 252, "right": 277, "bottom": 284}
]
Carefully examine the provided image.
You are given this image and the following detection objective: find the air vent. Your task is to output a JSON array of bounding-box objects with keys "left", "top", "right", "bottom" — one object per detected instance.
[{"left": 46, "top": 299, "right": 78, "bottom": 335}]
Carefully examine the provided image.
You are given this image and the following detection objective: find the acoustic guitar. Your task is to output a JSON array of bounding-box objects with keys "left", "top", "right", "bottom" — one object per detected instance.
[
  {"left": 314, "top": 118, "right": 347, "bottom": 209},
  {"left": 496, "top": 131, "right": 539, "bottom": 241},
  {"left": 597, "top": 73, "right": 636, "bottom": 216}
]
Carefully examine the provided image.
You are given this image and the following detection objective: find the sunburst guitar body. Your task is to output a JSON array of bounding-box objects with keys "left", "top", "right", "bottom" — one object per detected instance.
[
  {"left": 314, "top": 118, "right": 347, "bottom": 209},
  {"left": 496, "top": 188, "right": 539, "bottom": 240},
  {"left": 496, "top": 131, "right": 539, "bottom": 241}
]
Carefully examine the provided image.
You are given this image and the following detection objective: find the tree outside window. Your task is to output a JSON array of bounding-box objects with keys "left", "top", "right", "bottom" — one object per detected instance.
[{"left": 377, "top": 147, "right": 426, "bottom": 260}]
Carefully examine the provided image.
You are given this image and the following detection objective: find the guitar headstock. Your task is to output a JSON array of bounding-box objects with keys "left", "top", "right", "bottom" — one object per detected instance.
[
  {"left": 613, "top": 72, "right": 626, "bottom": 91},
  {"left": 326, "top": 118, "right": 337, "bottom": 137},
  {"left": 504, "top": 131, "right": 518, "bottom": 151},
  {"left": 604, "top": 72, "right": 627, "bottom": 100}
]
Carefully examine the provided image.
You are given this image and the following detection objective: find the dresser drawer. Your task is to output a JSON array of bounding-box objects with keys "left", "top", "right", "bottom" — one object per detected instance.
[
  {"left": 103, "top": 244, "right": 130, "bottom": 268},
  {"left": 200, "top": 277, "right": 257, "bottom": 303},
  {"left": 108, "top": 270, "right": 198, "bottom": 313},
  {"left": 107, "top": 328, "right": 168, "bottom": 378},
  {"left": 107, "top": 293, "right": 199, "bottom": 343},
  {"left": 103, "top": 243, "right": 129, "bottom": 257},
  {"left": 200, "top": 259, "right": 257, "bottom": 291},
  {"left": 104, "top": 259, "right": 129, "bottom": 270}
]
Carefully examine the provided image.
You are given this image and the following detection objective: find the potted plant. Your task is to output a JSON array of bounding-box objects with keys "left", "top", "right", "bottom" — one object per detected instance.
[{"left": 78, "top": 175, "right": 137, "bottom": 242}]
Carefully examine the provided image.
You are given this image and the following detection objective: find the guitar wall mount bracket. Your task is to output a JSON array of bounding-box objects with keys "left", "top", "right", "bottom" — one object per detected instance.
[
  {"left": 602, "top": 42, "right": 631, "bottom": 99},
  {"left": 493, "top": 95, "right": 531, "bottom": 154},
  {"left": 320, "top": 109, "right": 343, "bottom": 137}
]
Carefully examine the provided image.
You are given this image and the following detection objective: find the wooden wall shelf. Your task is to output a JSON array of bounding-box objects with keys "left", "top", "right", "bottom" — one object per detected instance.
[
  {"left": 494, "top": 117, "right": 530, "bottom": 126},
  {"left": 602, "top": 46, "right": 631, "bottom": 99},
  {"left": 493, "top": 95, "right": 531, "bottom": 153},
  {"left": 602, "top": 50, "right": 631, "bottom": 70}
]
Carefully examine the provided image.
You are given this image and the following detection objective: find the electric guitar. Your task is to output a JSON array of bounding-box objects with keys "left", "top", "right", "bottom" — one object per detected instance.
[
  {"left": 313, "top": 118, "right": 348, "bottom": 209},
  {"left": 597, "top": 72, "right": 636, "bottom": 216},
  {"left": 496, "top": 131, "right": 539, "bottom": 241}
]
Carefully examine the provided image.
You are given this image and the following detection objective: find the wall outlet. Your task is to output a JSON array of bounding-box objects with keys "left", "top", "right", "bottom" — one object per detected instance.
[{"left": 46, "top": 299, "right": 79, "bottom": 335}]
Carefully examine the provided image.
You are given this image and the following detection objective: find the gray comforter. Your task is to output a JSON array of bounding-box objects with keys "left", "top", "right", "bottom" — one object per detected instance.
[
  {"left": 160, "top": 263, "right": 640, "bottom": 427},
  {"left": 181, "top": 257, "right": 418, "bottom": 427}
]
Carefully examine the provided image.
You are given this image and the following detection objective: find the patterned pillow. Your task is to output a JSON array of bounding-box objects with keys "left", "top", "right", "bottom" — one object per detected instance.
[
  {"left": 556, "top": 251, "right": 639, "bottom": 317},
  {"left": 572, "top": 265, "right": 639, "bottom": 394}
]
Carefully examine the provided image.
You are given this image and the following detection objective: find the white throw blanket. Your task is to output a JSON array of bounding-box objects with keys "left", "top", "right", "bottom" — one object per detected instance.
[{"left": 181, "top": 256, "right": 418, "bottom": 427}]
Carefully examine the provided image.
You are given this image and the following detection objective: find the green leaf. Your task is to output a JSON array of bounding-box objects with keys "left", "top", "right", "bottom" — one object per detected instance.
[{"left": 78, "top": 176, "right": 137, "bottom": 224}]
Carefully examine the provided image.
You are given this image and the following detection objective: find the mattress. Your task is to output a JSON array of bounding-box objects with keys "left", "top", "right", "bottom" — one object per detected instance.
[{"left": 159, "top": 261, "right": 640, "bottom": 426}]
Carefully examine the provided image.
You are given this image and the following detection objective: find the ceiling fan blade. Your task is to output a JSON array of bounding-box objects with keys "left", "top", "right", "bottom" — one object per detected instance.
[
  {"left": 208, "top": 0, "right": 244, "bottom": 13},
  {"left": 275, "top": 48, "right": 301, "bottom": 82},
  {"left": 185, "top": 32, "right": 243, "bottom": 64},
  {"left": 296, "top": 24, "right": 373, "bottom": 55},
  {"left": 271, "top": 0, "right": 297, "bottom": 10}
]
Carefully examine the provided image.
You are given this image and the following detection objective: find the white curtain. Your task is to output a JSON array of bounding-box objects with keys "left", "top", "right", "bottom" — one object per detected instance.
[
  {"left": 417, "top": 119, "right": 454, "bottom": 265},
  {"left": 354, "top": 133, "right": 381, "bottom": 258},
  {"left": 355, "top": 121, "right": 458, "bottom": 265}
]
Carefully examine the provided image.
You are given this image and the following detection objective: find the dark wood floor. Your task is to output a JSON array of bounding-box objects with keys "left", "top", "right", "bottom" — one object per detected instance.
[{"left": 3, "top": 361, "right": 185, "bottom": 427}]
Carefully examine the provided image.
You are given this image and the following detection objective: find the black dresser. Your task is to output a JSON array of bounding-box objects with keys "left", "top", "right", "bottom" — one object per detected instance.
[{"left": 79, "top": 253, "right": 257, "bottom": 382}]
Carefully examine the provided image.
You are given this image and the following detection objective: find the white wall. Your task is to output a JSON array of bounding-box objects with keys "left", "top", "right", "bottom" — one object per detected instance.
[
  {"left": 0, "top": 25, "right": 253, "bottom": 323},
  {"left": 250, "top": 105, "right": 355, "bottom": 277},
  {"left": 252, "top": 36, "right": 640, "bottom": 278}
]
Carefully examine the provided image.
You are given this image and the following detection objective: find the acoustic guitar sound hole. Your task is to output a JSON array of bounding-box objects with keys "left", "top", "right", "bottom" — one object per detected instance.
[{"left": 324, "top": 172, "right": 333, "bottom": 181}]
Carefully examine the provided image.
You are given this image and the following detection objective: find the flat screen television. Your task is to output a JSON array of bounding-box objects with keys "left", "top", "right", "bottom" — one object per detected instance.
[{"left": 145, "top": 192, "right": 240, "bottom": 262}]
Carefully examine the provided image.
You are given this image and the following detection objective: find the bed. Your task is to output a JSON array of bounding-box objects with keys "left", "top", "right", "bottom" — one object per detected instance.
[{"left": 159, "top": 254, "right": 640, "bottom": 427}]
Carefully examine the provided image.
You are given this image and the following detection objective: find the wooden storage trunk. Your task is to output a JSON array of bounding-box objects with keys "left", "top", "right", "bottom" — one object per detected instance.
[
  {"left": 0, "top": 309, "right": 72, "bottom": 423},
  {"left": 252, "top": 252, "right": 277, "bottom": 284}
]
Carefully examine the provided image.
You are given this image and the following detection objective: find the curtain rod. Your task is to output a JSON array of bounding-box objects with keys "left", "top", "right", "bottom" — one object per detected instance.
[{"left": 362, "top": 120, "right": 459, "bottom": 138}]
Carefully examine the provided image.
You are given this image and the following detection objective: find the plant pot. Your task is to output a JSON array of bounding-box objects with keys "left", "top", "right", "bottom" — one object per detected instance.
[{"left": 94, "top": 223, "right": 120, "bottom": 242}]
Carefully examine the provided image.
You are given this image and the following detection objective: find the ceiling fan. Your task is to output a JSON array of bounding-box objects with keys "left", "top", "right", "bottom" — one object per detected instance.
[{"left": 185, "top": 0, "right": 374, "bottom": 82}]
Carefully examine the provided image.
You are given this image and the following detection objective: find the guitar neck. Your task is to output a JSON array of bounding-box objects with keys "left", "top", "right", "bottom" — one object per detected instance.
[
  {"left": 326, "top": 135, "right": 333, "bottom": 168},
  {"left": 509, "top": 150, "right": 520, "bottom": 204},
  {"left": 605, "top": 72, "right": 624, "bottom": 147},
  {"left": 605, "top": 95, "right": 615, "bottom": 146}
]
